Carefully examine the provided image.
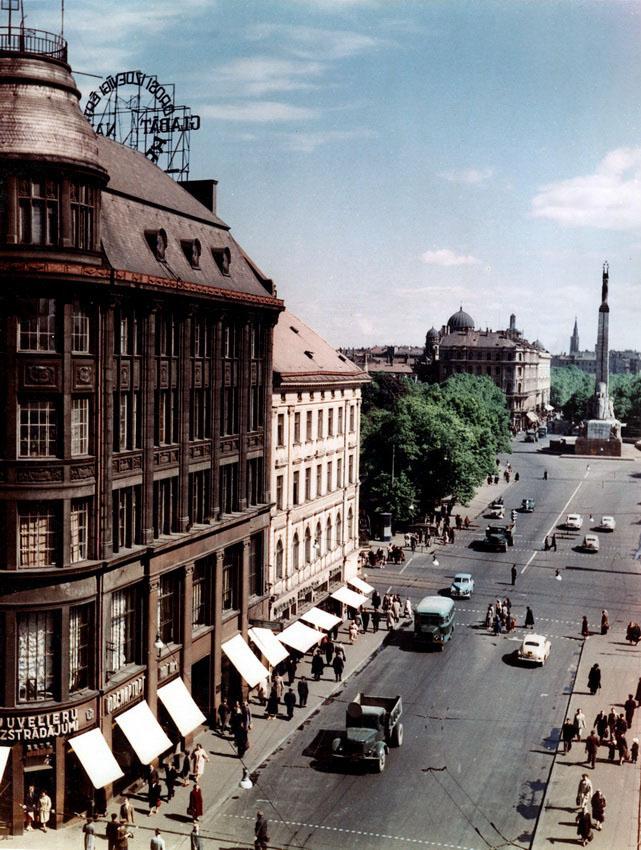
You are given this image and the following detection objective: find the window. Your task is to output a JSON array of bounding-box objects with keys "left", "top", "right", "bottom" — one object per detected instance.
[
  {"left": 222, "top": 545, "right": 241, "bottom": 610},
  {"left": 247, "top": 457, "right": 264, "bottom": 506},
  {"left": 158, "top": 572, "right": 180, "bottom": 645},
  {"left": 70, "top": 499, "right": 89, "bottom": 563},
  {"left": 189, "top": 470, "right": 210, "bottom": 525},
  {"left": 293, "top": 412, "right": 301, "bottom": 443},
  {"left": 249, "top": 533, "right": 263, "bottom": 596},
  {"left": 190, "top": 389, "right": 210, "bottom": 440},
  {"left": 18, "top": 298, "right": 56, "bottom": 351},
  {"left": 69, "top": 604, "right": 92, "bottom": 692},
  {"left": 304, "top": 527, "right": 312, "bottom": 564},
  {"left": 326, "top": 517, "right": 333, "bottom": 551},
  {"left": 156, "top": 312, "right": 178, "bottom": 356},
  {"left": 17, "top": 611, "right": 56, "bottom": 702},
  {"left": 71, "top": 398, "right": 90, "bottom": 456},
  {"left": 154, "top": 477, "right": 178, "bottom": 537},
  {"left": 336, "top": 458, "right": 343, "bottom": 489},
  {"left": 109, "top": 587, "right": 139, "bottom": 674},
  {"left": 328, "top": 409, "right": 334, "bottom": 436},
  {"left": 276, "top": 475, "right": 284, "bottom": 510},
  {"left": 221, "top": 322, "right": 240, "bottom": 436},
  {"left": 114, "top": 392, "right": 129, "bottom": 451},
  {"left": 213, "top": 246, "right": 231, "bottom": 276},
  {"left": 326, "top": 461, "right": 333, "bottom": 492},
  {"left": 276, "top": 413, "right": 285, "bottom": 447},
  {"left": 72, "top": 308, "right": 91, "bottom": 352},
  {"left": 19, "top": 400, "right": 57, "bottom": 457},
  {"left": 70, "top": 182, "right": 96, "bottom": 250},
  {"left": 292, "top": 532, "right": 300, "bottom": 571},
  {"left": 112, "top": 486, "right": 141, "bottom": 551},
  {"left": 317, "top": 409, "right": 323, "bottom": 439},
  {"left": 349, "top": 405, "right": 355, "bottom": 432},
  {"left": 18, "top": 177, "right": 59, "bottom": 245},
  {"left": 292, "top": 470, "right": 300, "bottom": 505},
  {"left": 250, "top": 323, "right": 264, "bottom": 359},
  {"left": 306, "top": 411, "right": 313, "bottom": 442},
  {"left": 192, "top": 317, "right": 209, "bottom": 357},
  {"left": 348, "top": 454, "right": 355, "bottom": 484},
  {"left": 220, "top": 463, "right": 239, "bottom": 514},
  {"left": 156, "top": 389, "right": 178, "bottom": 445},
  {"left": 249, "top": 383, "right": 264, "bottom": 432},
  {"left": 348, "top": 507, "right": 354, "bottom": 541},
  {"left": 336, "top": 513, "right": 343, "bottom": 546},
  {"left": 192, "top": 558, "right": 212, "bottom": 630},
  {"left": 182, "top": 238, "right": 202, "bottom": 270},
  {"left": 304, "top": 467, "right": 312, "bottom": 501},
  {"left": 316, "top": 464, "right": 322, "bottom": 497},
  {"left": 117, "top": 313, "right": 130, "bottom": 355},
  {"left": 275, "top": 539, "right": 284, "bottom": 580},
  {"left": 314, "top": 522, "right": 322, "bottom": 559},
  {"left": 19, "top": 504, "right": 56, "bottom": 567},
  {"left": 338, "top": 408, "right": 343, "bottom": 435}
]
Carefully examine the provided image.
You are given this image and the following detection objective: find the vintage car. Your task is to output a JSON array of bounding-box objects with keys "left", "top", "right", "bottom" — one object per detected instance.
[
  {"left": 450, "top": 572, "right": 474, "bottom": 599},
  {"left": 600, "top": 515, "right": 616, "bottom": 531},
  {"left": 565, "top": 513, "right": 583, "bottom": 530},
  {"left": 517, "top": 634, "right": 551, "bottom": 666},
  {"left": 582, "top": 534, "right": 600, "bottom": 552},
  {"left": 487, "top": 503, "right": 505, "bottom": 519},
  {"left": 521, "top": 498, "right": 535, "bottom": 513}
]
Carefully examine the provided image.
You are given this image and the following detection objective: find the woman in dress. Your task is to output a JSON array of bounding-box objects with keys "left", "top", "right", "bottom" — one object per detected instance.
[{"left": 187, "top": 782, "right": 204, "bottom": 822}]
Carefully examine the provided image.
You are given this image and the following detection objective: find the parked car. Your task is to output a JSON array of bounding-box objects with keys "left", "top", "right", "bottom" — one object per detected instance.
[
  {"left": 517, "top": 634, "right": 551, "bottom": 666},
  {"left": 565, "top": 513, "right": 583, "bottom": 530},
  {"left": 582, "top": 534, "right": 600, "bottom": 552},
  {"left": 521, "top": 498, "right": 535, "bottom": 512},
  {"left": 450, "top": 573, "right": 474, "bottom": 599},
  {"left": 600, "top": 515, "right": 616, "bottom": 531}
]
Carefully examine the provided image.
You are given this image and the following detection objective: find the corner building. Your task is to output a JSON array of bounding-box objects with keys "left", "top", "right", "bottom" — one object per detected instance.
[{"left": 0, "top": 31, "right": 282, "bottom": 833}]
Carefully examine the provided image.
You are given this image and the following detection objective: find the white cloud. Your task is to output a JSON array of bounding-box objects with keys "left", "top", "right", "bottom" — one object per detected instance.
[
  {"left": 247, "top": 23, "right": 382, "bottom": 60},
  {"left": 201, "top": 101, "right": 319, "bottom": 122},
  {"left": 214, "top": 56, "right": 325, "bottom": 97},
  {"left": 280, "top": 128, "right": 374, "bottom": 152},
  {"left": 531, "top": 147, "right": 641, "bottom": 230},
  {"left": 420, "top": 249, "right": 482, "bottom": 267},
  {"left": 439, "top": 167, "right": 494, "bottom": 185}
]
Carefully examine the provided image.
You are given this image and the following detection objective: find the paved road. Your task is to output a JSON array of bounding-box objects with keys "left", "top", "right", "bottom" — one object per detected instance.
[{"left": 209, "top": 440, "right": 641, "bottom": 850}]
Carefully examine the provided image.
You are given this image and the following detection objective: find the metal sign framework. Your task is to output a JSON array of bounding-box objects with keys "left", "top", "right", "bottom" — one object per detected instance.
[{"left": 83, "top": 70, "right": 201, "bottom": 181}]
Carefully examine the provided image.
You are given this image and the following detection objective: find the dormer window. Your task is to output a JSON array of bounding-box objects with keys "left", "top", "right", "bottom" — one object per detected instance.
[
  {"left": 212, "top": 246, "right": 231, "bottom": 276},
  {"left": 181, "top": 238, "right": 202, "bottom": 269},
  {"left": 145, "top": 228, "right": 168, "bottom": 261}
]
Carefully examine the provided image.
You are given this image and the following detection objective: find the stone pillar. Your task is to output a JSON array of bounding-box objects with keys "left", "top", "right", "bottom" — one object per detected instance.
[
  {"left": 177, "top": 310, "right": 192, "bottom": 532},
  {"left": 241, "top": 538, "right": 251, "bottom": 636},
  {"left": 141, "top": 309, "right": 157, "bottom": 543},
  {"left": 181, "top": 562, "right": 194, "bottom": 679},
  {"left": 145, "top": 576, "right": 160, "bottom": 713},
  {"left": 212, "top": 549, "right": 224, "bottom": 711}
]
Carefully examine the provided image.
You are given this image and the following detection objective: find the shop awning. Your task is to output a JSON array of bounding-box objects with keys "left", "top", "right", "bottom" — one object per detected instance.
[
  {"left": 115, "top": 701, "right": 172, "bottom": 765},
  {"left": 222, "top": 634, "right": 270, "bottom": 688},
  {"left": 347, "top": 575, "right": 374, "bottom": 595},
  {"left": 248, "top": 627, "right": 289, "bottom": 667},
  {"left": 277, "top": 621, "right": 323, "bottom": 653},
  {"left": 544, "top": 404, "right": 554, "bottom": 412},
  {"left": 331, "top": 586, "right": 368, "bottom": 609},
  {"left": 0, "top": 746, "right": 10, "bottom": 781},
  {"left": 526, "top": 411, "right": 539, "bottom": 424},
  {"left": 69, "top": 728, "right": 124, "bottom": 788},
  {"left": 157, "top": 677, "right": 206, "bottom": 737},
  {"left": 300, "top": 606, "right": 342, "bottom": 631}
]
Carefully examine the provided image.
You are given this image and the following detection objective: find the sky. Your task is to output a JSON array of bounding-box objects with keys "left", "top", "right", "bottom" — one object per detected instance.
[{"left": 27, "top": 0, "right": 641, "bottom": 352}]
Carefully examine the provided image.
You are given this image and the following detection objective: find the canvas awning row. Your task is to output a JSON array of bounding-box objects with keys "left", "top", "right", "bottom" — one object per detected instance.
[
  {"left": 249, "top": 627, "right": 290, "bottom": 667},
  {"left": 69, "top": 729, "right": 124, "bottom": 788},
  {"left": 0, "top": 747, "right": 10, "bottom": 783},
  {"left": 300, "top": 606, "right": 342, "bottom": 631},
  {"left": 347, "top": 575, "right": 374, "bottom": 595},
  {"left": 222, "top": 633, "right": 271, "bottom": 688},
  {"left": 331, "top": 586, "right": 368, "bottom": 609},
  {"left": 278, "top": 620, "right": 324, "bottom": 653}
]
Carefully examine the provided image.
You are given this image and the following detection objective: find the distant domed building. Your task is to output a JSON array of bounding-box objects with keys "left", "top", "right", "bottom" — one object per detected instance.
[{"left": 446, "top": 307, "right": 475, "bottom": 333}]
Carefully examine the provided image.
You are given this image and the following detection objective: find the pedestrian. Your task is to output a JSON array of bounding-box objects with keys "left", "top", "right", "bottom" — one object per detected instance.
[
  {"left": 386, "top": 609, "right": 394, "bottom": 631},
  {"left": 594, "top": 710, "right": 608, "bottom": 742},
  {"left": 391, "top": 596, "right": 401, "bottom": 623},
  {"left": 164, "top": 761, "right": 177, "bottom": 801},
  {"left": 234, "top": 721, "right": 249, "bottom": 758},
  {"left": 555, "top": 568, "right": 562, "bottom": 581},
  {"left": 217, "top": 698, "right": 230, "bottom": 734},
  {"left": 600, "top": 609, "right": 609, "bottom": 635},
  {"left": 148, "top": 777, "right": 162, "bottom": 815},
  {"left": 576, "top": 807, "right": 593, "bottom": 846},
  {"left": 273, "top": 671, "right": 285, "bottom": 699},
  {"left": 608, "top": 738, "right": 617, "bottom": 761},
  {"left": 432, "top": 554, "right": 439, "bottom": 567},
  {"left": 255, "top": 810, "right": 270, "bottom": 850},
  {"left": 625, "top": 693, "right": 636, "bottom": 729},
  {"left": 187, "top": 782, "right": 203, "bottom": 822},
  {"left": 562, "top": 717, "right": 575, "bottom": 753},
  {"left": 150, "top": 828, "right": 166, "bottom": 850},
  {"left": 119, "top": 797, "right": 135, "bottom": 824},
  {"left": 83, "top": 816, "right": 96, "bottom": 850},
  {"left": 284, "top": 687, "right": 297, "bottom": 720},
  {"left": 587, "top": 663, "right": 601, "bottom": 695},
  {"left": 372, "top": 590, "right": 381, "bottom": 610},
  {"left": 332, "top": 652, "right": 345, "bottom": 682},
  {"left": 286, "top": 655, "right": 297, "bottom": 686},
  {"left": 632, "top": 737, "right": 639, "bottom": 763},
  {"left": 585, "top": 729, "right": 600, "bottom": 769},
  {"left": 334, "top": 642, "right": 346, "bottom": 662},
  {"left": 190, "top": 742, "right": 209, "bottom": 780},
  {"left": 311, "top": 649, "right": 324, "bottom": 681},
  {"left": 266, "top": 685, "right": 279, "bottom": 718},
  {"left": 372, "top": 609, "right": 381, "bottom": 632},
  {"left": 525, "top": 606, "right": 534, "bottom": 629},
  {"left": 38, "top": 790, "right": 52, "bottom": 832},
  {"left": 636, "top": 676, "right": 641, "bottom": 707},
  {"left": 348, "top": 621, "right": 359, "bottom": 643},
  {"left": 23, "top": 784, "right": 37, "bottom": 831},
  {"left": 511, "top": 564, "right": 517, "bottom": 586},
  {"left": 361, "top": 608, "right": 370, "bottom": 632},
  {"left": 591, "top": 790, "right": 606, "bottom": 831},
  {"left": 617, "top": 734, "right": 630, "bottom": 764},
  {"left": 615, "top": 712, "right": 627, "bottom": 739},
  {"left": 576, "top": 773, "right": 593, "bottom": 810},
  {"left": 179, "top": 750, "right": 191, "bottom": 786},
  {"left": 116, "top": 823, "right": 134, "bottom": 850},
  {"left": 322, "top": 636, "right": 334, "bottom": 667},
  {"left": 190, "top": 822, "right": 205, "bottom": 850},
  {"left": 292, "top": 676, "right": 307, "bottom": 709},
  {"left": 106, "top": 814, "right": 120, "bottom": 850},
  {"left": 544, "top": 536, "right": 550, "bottom": 551},
  {"left": 551, "top": 533, "right": 557, "bottom": 551},
  {"left": 574, "top": 708, "right": 587, "bottom": 741},
  {"left": 404, "top": 598, "right": 412, "bottom": 620},
  {"left": 241, "top": 699, "right": 252, "bottom": 731},
  {"left": 581, "top": 616, "right": 589, "bottom": 638}
]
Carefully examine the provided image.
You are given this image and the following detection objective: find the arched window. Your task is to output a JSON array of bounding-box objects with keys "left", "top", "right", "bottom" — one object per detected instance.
[
  {"left": 326, "top": 516, "right": 332, "bottom": 551},
  {"left": 314, "top": 522, "right": 322, "bottom": 559},
  {"left": 275, "top": 538, "right": 284, "bottom": 579},
  {"left": 347, "top": 507, "right": 354, "bottom": 541},
  {"left": 304, "top": 527, "right": 312, "bottom": 564},
  {"left": 292, "top": 532, "right": 300, "bottom": 571},
  {"left": 336, "top": 513, "right": 342, "bottom": 547}
]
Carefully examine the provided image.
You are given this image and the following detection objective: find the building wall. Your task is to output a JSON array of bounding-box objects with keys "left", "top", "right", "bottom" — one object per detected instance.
[{"left": 269, "top": 385, "right": 362, "bottom": 622}]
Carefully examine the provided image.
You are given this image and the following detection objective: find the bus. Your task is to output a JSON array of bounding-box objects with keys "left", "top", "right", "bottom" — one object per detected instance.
[{"left": 414, "top": 596, "right": 455, "bottom": 649}]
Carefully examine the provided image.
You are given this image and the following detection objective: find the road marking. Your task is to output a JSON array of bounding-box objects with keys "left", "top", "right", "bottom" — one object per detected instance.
[
  {"left": 400, "top": 554, "right": 415, "bottom": 575},
  {"left": 520, "top": 549, "right": 538, "bottom": 575}
]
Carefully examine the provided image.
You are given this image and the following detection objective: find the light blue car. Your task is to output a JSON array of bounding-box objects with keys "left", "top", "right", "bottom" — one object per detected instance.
[{"left": 450, "top": 572, "right": 474, "bottom": 599}]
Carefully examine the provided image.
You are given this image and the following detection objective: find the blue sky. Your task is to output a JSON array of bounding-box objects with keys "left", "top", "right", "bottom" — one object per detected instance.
[{"left": 31, "top": 0, "right": 641, "bottom": 352}]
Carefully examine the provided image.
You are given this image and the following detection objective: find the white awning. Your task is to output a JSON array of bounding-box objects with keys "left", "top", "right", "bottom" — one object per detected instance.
[
  {"left": 544, "top": 404, "right": 554, "bottom": 412},
  {"left": 69, "top": 728, "right": 124, "bottom": 789},
  {"left": 347, "top": 575, "right": 374, "bottom": 595},
  {"left": 115, "top": 701, "right": 172, "bottom": 765},
  {"left": 0, "top": 747, "right": 10, "bottom": 781},
  {"left": 331, "top": 586, "right": 368, "bottom": 609},
  {"left": 248, "top": 627, "right": 289, "bottom": 667},
  {"left": 277, "top": 621, "right": 323, "bottom": 653},
  {"left": 222, "top": 634, "right": 270, "bottom": 688},
  {"left": 526, "top": 411, "right": 539, "bottom": 424},
  {"left": 300, "top": 606, "right": 342, "bottom": 631},
  {"left": 157, "top": 678, "right": 206, "bottom": 737}
]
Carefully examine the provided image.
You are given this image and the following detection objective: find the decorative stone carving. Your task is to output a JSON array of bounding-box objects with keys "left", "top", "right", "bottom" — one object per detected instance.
[
  {"left": 17, "top": 466, "right": 63, "bottom": 483},
  {"left": 74, "top": 364, "right": 94, "bottom": 387},
  {"left": 70, "top": 463, "right": 94, "bottom": 481},
  {"left": 120, "top": 363, "right": 130, "bottom": 389},
  {"left": 23, "top": 363, "right": 58, "bottom": 388},
  {"left": 159, "top": 361, "right": 169, "bottom": 387},
  {"left": 193, "top": 361, "right": 203, "bottom": 387}
]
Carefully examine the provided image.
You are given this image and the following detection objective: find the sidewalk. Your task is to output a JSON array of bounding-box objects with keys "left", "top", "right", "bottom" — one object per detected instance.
[
  {"left": 532, "top": 626, "right": 641, "bottom": 849},
  {"left": 8, "top": 620, "right": 391, "bottom": 850}
]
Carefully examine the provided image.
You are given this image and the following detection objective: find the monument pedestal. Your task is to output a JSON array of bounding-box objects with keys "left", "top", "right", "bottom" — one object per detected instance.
[{"left": 575, "top": 419, "right": 622, "bottom": 457}]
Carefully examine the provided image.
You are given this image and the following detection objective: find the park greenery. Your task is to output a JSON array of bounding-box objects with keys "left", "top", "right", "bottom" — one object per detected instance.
[
  {"left": 360, "top": 373, "right": 512, "bottom": 524},
  {"left": 551, "top": 366, "right": 641, "bottom": 432}
]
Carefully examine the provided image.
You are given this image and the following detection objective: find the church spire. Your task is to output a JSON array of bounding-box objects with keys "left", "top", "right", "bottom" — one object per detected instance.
[{"left": 570, "top": 316, "right": 579, "bottom": 355}]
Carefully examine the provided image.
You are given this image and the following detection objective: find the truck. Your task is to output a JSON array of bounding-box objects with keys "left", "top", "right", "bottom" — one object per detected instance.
[
  {"left": 331, "top": 693, "right": 403, "bottom": 773},
  {"left": 485, "top": 522, "right": 515, "bottom": 552}
]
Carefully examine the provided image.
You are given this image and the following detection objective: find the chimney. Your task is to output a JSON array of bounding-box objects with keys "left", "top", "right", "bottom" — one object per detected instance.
[
  {"left": 180, "top": 179, "right": 218, "bottom": 215},
  {"left": 509, "top": 313, "right": 516, "bottom": 331}
]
